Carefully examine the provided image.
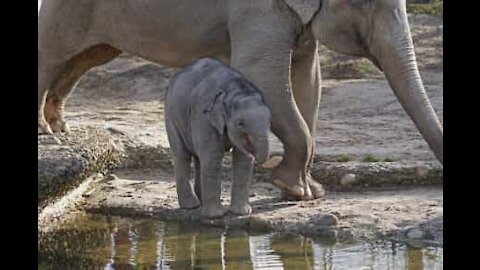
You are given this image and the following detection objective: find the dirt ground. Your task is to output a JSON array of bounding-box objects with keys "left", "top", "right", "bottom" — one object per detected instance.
[
  {"left": 78, "top": 169, "right": 442, "bottom": 247},
  {"left": 39, "top": 14, "right": 443, "bottom": 246}
]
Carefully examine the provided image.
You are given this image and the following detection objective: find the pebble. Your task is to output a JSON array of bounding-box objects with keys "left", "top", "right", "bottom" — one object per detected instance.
[
  {"left": 340, "top": 173, "right": 357, "bottom": 186},
  {"left": 38, "top": 136, "right": 62, "bottom": 145},
  {"left": 106, "top": 174, "right": 118, "bottom": 181},
  {"left": 314, "top": 213, "right": 339, "bottom": 227},
  {"left": 407, "top": 228, "right": 424, "bottom": 239},
  {"left": 414, "top": 165, "right": 429, "bottom": 178},
  {"left": 106, "top": 127, "right": 126, "bottom": 135}
]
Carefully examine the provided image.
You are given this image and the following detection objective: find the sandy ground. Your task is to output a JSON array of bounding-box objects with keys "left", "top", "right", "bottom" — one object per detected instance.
[
  {"left": 39, "top": 14, "right": 443, "bottom": 246},
  {"left": 79, "top": 169, "right": 442, "bottom": 247}
]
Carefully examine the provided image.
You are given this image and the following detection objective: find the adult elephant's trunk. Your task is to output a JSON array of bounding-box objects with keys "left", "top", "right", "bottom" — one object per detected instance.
[{"left": 368, "top": 7, "right": 443, "bottom": 164}]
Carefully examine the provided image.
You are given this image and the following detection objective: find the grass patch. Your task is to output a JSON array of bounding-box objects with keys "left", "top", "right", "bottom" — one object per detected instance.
[
  {"left": 337, "top": 155, "right": 354, "bottom": 162},
  {"left": 361, "top": 155, "right": 398, "bottom": 163},
  {"left": 407, "top": 1, "right": 443, "bottom": 17},
  {"left": 362, "top": 155, "right": 383, "bottom": 163}
]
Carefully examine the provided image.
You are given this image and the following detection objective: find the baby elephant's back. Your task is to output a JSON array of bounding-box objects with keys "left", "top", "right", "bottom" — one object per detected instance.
[{"left": 166, "top": 58, "right": 238, "bottom": 104}]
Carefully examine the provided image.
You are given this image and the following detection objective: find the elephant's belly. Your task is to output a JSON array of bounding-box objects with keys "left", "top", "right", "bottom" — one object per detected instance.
[
  {"left": 114, "top": 36, "right": 231, "bottom": 68},
  {"left": 106, "top": 0, "right": 231, "bottom": 67}
]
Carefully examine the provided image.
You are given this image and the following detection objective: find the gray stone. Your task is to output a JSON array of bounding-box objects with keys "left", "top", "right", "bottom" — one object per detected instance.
[
  {"left": 340, "top": 173, "right": 357, "bottom": 186},
  {"left": 314, "top": 213, "right": 339, "bottom": 227},
  {"left": 38, "top": 135, "right": 62, "bottom": 145},
  {"left": 407, "top": 228, "right": 424, "bottom": 239}
]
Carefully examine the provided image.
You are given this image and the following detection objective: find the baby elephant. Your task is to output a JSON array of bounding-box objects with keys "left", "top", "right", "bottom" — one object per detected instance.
[{"left": 165, "top": 58, "right": 271, "bottom": 218}]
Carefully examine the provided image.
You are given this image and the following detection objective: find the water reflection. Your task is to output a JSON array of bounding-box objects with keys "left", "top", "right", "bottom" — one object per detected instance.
[{"left": 38, "top": 215, "right": 443, "bottom": 269}]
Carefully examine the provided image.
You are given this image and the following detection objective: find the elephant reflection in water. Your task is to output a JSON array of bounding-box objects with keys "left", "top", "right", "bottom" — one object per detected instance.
[
  {"left": 268, "top": 234, "right": 316, "bottom": 269},
  {"left": 105, "top": 220, "right": 162, "bottom": 270},
  {"left": 103, "top": 220, "right": 320, "bottom": 269},
  {"left": 162, "top": 223, "right": 319, "bottom": 270},
  {"left": 163, "top": 223, "right": 256, "bottom": 269}
]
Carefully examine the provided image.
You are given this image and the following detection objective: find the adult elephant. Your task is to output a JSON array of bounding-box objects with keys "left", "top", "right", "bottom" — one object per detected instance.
[{"left": 38, "top": 0, "right": 443, "bottom": 200}]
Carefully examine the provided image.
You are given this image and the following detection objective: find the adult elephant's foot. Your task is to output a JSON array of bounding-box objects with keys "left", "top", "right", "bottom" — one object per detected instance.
[
  {"left": 280, "top": 178, "right": 325, "bottom": 201},
  {"left": 269, "top": 160, "right": 310, "bottom": 199},
  {"left": 44, "top": 98, "right": 70, "bottom": 133},
  {"left": 261, "top": 156, "right": 283, "bottom": 170},
  {"left": 49, "top": 118, "right": 71, "bottom": 133},
  {"left": 270, "top": 160, "right": 325, "bottom": 201},
  {"left": 38, "top": 118, "right": 54, "bottom": 135},
  {"left": 307, "top": 175, "right": 325, "bottom": 199},
  {"left": 281, "top": 180, "right": 325, "bottom": 201}
]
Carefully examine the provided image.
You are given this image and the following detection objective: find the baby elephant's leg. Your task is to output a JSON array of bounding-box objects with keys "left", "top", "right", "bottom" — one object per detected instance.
[
  {"left": 229, "top": 147, "right": 254, "bottom": 215},
  {"left": 194, "top": 157, "right": 202, "bottom": 204},
  {"left": 173, "top": 153, "right": 200, "bottom": 210},
  {"left": 200, "top": 157, "right": 227, "bottom": 218}
]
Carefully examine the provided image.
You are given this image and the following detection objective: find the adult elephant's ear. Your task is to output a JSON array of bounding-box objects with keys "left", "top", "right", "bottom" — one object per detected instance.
[
  {"left": 283, "top": 0, "right": 321, "bottom": 25},
  {"left": 202, "top": 90, "right": 227, "bottom": 135}
]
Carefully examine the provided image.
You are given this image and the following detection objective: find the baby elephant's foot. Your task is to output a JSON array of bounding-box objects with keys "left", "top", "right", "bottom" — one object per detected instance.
[
  {"left": 201, "top": 204, "right": 227, "bottom": 219},
  {"left": 229, "top": 203, "right": 252, "bottom": 216},
  {"left": 178, "top": 195, "right": 201, "bottom": 210}
]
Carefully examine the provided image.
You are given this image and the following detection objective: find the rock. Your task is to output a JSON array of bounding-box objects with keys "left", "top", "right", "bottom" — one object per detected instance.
[
  {"left": 313, "top": 213, "right": 339, "bottom": 227},
  {"left": 38, "top": 127, "right": 123, "bottom": 209},
  {"left": 106, "top": 127, "right": 126, "bottom": 135},
  {"left": 337, "top": 228, "right": 355, "bottom": 242},
  {"left": 414, "top": 165, "right": 429, "bottom": 178},
  {"left": 38, "top": 135, "right": 62, "bottom": 145},
  {"left": 315, "top": 227, "right": 338, "bottom": 241},
  {"left": 106, "top": 174, "right": 118, "bottom": 181},
  {"left": 340, "top": 173, "right": 357, "bottom": 186},
  {"left": 407, "top": 228, "right": 424, "bottom": 239}
]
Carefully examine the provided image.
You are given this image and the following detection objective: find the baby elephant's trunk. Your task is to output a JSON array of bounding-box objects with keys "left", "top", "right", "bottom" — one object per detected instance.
[{"left": 252, "top": 134, "right": 270, "bottom": 164}]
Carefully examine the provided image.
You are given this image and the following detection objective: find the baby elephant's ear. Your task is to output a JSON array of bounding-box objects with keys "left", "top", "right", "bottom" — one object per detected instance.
[{"left": 202, "top": 90, "right": 226, "bottom": 135}]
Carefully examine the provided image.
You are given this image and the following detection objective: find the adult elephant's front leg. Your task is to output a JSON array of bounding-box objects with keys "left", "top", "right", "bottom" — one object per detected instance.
[
  {"left": 230, "top": 21, "right": 313, "bottom": 199},
  {"left": 289, "top": 31, "right": 325, "bottom": 200}
]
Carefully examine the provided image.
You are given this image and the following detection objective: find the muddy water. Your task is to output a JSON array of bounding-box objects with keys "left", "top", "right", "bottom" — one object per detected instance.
[{"left": 38, "top": 214, "right": 442, "bottom": 270}]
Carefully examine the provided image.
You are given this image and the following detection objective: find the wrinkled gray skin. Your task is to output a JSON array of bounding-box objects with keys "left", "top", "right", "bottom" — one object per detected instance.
[
  {"left": 38, "top": 0, "right": 443, "bottom": 201},
  {"left": 165, "top": 58, "right": 271, "bottom": 218}
]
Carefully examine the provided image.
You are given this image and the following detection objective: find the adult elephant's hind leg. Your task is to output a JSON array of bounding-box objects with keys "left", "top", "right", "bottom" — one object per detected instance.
[
  {"left": 38, "top": 64, "right": 56, "bottom": 134},
  {"left": 44, "top": 44, "right": 121, "bottom": 133},
  {"left": 290, "top": 33, "right": 324, "bottom": 200}
]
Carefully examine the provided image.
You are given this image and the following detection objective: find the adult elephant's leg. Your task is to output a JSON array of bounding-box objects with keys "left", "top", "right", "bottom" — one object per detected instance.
[
  {"left": 289, "top": 30, "right": 325, "bottom": 199},
  {"left": 44, "top": 44, "right": 121, "bottom": 133},
  {"left": 38, "top": 61, "right": 57, "bottom": 135},
  {"left": 229, "top": 18, "right": 313, "bottom": 198}
]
